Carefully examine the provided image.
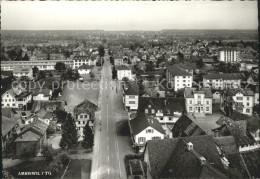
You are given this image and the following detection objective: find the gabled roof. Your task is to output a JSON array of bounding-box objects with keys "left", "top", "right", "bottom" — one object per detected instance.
[
  {"left": 146, "top": 135, "right": 226, "bottom": 178},
  {"left": 74, "top": 99, "right": 98, "bottom": 116},
  {"left": 138, "top": 97, "right": 185, "bottom": 114},
  {"left": 124, "top": 83, "right": 139, "bottom": 96},
  {"left": 213, "top": 136, "right": 239, "bottom": 155},
  {"left": 225, "top": 88, "right": 254, "bottom": 96},
  {"left": 1, "top": 108, "right": 17, "bottom": 118},
  {"left": 2, "top": 116, "right": 18, "bottom": 137},
  {"left": 203, "top": 73, "right": 243, "bottom": 80},
  {"left": 171, "top": 114, "right": 206, "bottom": 137},
  {"left": 31, "top": 100, "right": 65, "bottom": 113},
  {"left": 31, "top": 88, "right": 52, "bottom": 97},
  {"left": 129, "top": 113, "right": 165, "bottom": 135},
  {"left": 184, "top": 87, "right": 213, "bottom": 98},
  {"left": 166, "top": 64, "right": 192, "bottom": 76}
]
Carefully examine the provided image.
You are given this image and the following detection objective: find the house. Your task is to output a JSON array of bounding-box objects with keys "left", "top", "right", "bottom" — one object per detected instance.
[
  {"left": 77, "top": 65, "right": 92, "bottom": 75},
  {"left": 240, "top": 61, "right": 258, "bottom": 72},
  {"left": 2, "top": 116, "right": 19, "bottom": 151},
  {"left": 203, "top": 73, "right": 242, "bottom": 90},
  {"left": 114, "top": 58, "right": 123, "bottom": 66},
  {"left": 137, "top": 97, "right": 185, "bottom": 137},
  {"left": 74, "top": 99, "right": 98, "bottom": 137},
  {"left": 171, "top": 114, "right": 206, "bottom": 138},
  {"left": 212, "top": 113, "right": 260, "bottom": 152},
  {"left": 31, "top": 88, "right": 52, "bottom": 101},
  {"left": 184, "top": 88, "right": 213, "bottom": 115},
  {"left": 1, "top": 87, "right": 32, "bottom": 109},
  {"left": 220, "top": 88, "right": 255, "bottom": 115},
  {"left": 123, "top": 83, "right": 139, "bottom": 111},
  {"left": 212, "top": 90, "right": 221, "bottom": 104},
  {"left": 143, "top": 135, "right": 227, "bottom": 178},
  {"left": 166, "top": 64, "right": 193, "bottom": 91},
  {"left": 129, "top": 113, "right": 165, "bottom": 150},
  {"left": 13, "top": 66, "right": 33, "bottom": 79},
  {"left": 14, "top": 119, "right": 48, "bottom": 157},
  {"left": 247, "top": 73, "right": 259, "bottom": 86},
  {"left": 117, "top": 65, "right": 132, "bottom": 80},
  {"left": 31, "top": 100, "right": 65, "bottom": 113},
  {"left": 73, "top": 56, "right": 96, "bottom": 69},
  {"left": 219, "top": 48, "right": 239, "bottom": 63}
]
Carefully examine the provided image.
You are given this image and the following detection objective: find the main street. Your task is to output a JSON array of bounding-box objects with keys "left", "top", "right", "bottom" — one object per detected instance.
[{"left": 91, "top": 52, "right": 130, "bottom": 179}]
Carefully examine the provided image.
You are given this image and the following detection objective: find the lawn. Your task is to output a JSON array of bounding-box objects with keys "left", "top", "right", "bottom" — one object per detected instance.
[
  {"left": 63, "top": 159, "right": 91, "bottom": 179},
  {"left": 6, "top": 160, "right": 65, "bottom": 179}
]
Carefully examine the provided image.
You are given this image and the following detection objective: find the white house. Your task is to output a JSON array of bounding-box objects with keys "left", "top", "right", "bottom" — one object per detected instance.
[
  {"left": 74, "top": 99, "right": 98, "bottom": 138},
  {"left": 220, "top": 89, "right": 255, "bottom": 116},
  {"left": 117, "top": 65, "right": 132, "bottom": 80},
  {"left": 123, "top": 83, "right": 139, "bottom": 111},
  {"left": 212, "top": 90, "right": 221, "bottom": 104},
  {"left": 73, "top": 56, "right": 96, "bottom": 69},
  {"left": 129, "top": 113, "right": 165, "bottom": 150},
  {"left": 203, "top": 73, "right": 242, "bottom": 90},
  {"left": 2, "top": 87, "right": 32, "bottom": 109},
  {"left": 13, "top": 66, "right": 33, "bottom": 79},
  {"left": 32, "top": 88, "right": 52, "bottom": 101},
  {"left": 219, "top": 48, "right": 239, "bottom": 63},
  {"left": 166, "top": 64, "right": 193, "bottom": 91},
  {"left": 184, "top": 87, "right": 213, "bottom": 115},
  {"left": 77, "top": 65, "right": 92, "bottom": 75}
]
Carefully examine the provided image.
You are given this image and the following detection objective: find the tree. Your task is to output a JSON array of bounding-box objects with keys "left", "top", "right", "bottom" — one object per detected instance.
[
  {"left": 38, "top": 71, "right": 46, "bottom": 79},
  {"left": 90, "top": 72, "right": 95, "bottom": 79},
  {"left": 196, "top": 59, "right": 204, "bottom": 68},
  {"left": 98, "top": 45, "right": 105, "bottom": 57},
  {"left": 20, "top": 143, "right": 37, "bottom": 159},
  {"left": 47, "top": 158, "right": 63, "bottom": 176},
  {"left": 176, "top": 88, "right": 185, "bottom": 97},
  {"left": 33, "top": 66, "right": 39, "bottom": 77},
  {"left": 41, "top": 144, "right": 57, "bottom": 163},
  {"left": 23, "top": 53, "right": 30, "bottom": 61},
  {"left": 146, "top": 61, "right": 154, "bottom": 72},
  {"left": 122, "top": 77, "right": 129, "bottom": 84},
  {"left": 81, "top": 123, "right": 94, "bottom": 149},
  {"left": 57, "top": 152, "right": 70, "bottom": 166},
  {"left": 112, "top": 67, "right": 117, "bottom": 79},
  {"left": 55, "top": 110, "right": 68, "bottom": 123},
  {"left": 60, "top": 113, "right": 78, "bottom": 149},
  {"left": 55, "top": 62, "right": 66, "bottom": 72}
]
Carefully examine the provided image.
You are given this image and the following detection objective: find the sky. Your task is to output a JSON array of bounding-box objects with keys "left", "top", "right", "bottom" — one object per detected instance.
[{"left": 1, "top": 1, "right": 258, "bottom": 31}]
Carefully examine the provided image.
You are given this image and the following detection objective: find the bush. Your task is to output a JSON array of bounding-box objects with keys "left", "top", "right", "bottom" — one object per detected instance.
[
  {"left": 57, "top": 152, "right": 70, "bottom": 166},
  {"left": 47, "top": 125, "right": 56, "bottom": 135},
  {"left": 41, "top": 144, "right": 57, "bottom": 163},
  {"left": 47, "top": 159, "right": 63, "bottom": 176}
]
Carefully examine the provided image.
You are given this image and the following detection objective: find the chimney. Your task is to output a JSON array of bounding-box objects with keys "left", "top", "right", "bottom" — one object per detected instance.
[
  {"left": 187, "top": 142, "right": 193, "bottom": 151},
  {"left": 200, "top": 156, "right": 206, "bottom": 165}
]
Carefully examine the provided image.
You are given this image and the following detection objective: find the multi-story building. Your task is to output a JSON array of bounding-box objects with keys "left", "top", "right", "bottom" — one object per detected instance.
[
  {"left": 203, "top": 73, "right": 243, "bottom": 90},
  {"left": 13, "top": 66, "right": 33, "bottom": 79},
  {"left": 73, "top": 56, "right": 97, "bottom": 69},
  {"left": 166, "top": 64, "right": 193, "bottom": 91},
  {"left": 2, "top": 87, "right": 32, "bottom": 109},
  {"left": 117, "top": 65, "right": 132, "bottom": 80},
  {"left": 74, "top": 99, "right": 98, "bottom": 137},
  {"left": 184, "top": 88, "right": 213, "bottom": 115},
  {"left": 123, "top": 83, "right": 139, "bottom": 111},
  {"left": 1, "top": 60, "right": 74, "bottom": 71},
  {"left": 220, "top": 88, "right": 255, "bottom": 115},
  {"left": 219, "top": 48, "right": 239, "bottom": 63}
]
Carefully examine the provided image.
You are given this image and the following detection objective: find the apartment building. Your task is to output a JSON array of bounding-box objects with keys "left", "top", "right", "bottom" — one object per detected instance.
[
  {"left": 166, "top": 64, "right": 193, "bottom": 91},
  {"left": 184, "top": 88, "right": 213, "bottom": 115},
  {"left": 13, "top": 66, "right": 33, "bottom": 79},
  {"left": 117, "top": 65, "right": 132, "bottom": 80},
  {"left": 219, "top": 48, "right": 239, "bottom": 63}
]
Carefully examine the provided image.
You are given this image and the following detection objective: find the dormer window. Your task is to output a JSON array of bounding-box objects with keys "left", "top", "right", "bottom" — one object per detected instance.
[{"left": 148, "top": 105, "right": 151, "bottom": 108}]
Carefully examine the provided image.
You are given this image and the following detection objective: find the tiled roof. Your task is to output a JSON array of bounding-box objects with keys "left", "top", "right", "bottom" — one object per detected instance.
[
  {"left": 129, "top": 113, "right": 165, "bottom": 135},
  {"left": 166, "top": 64, "right": 192, "bottom": 76},
  {"left": 213, "top": 136, "right": 239, "bottom": 155},
  {"left": 1, "top": 108, "right": 17, "bottom": 118},
  {"left": 31, "top": 100, "right": 65, "bottom": 113},
  {"left": 2, "top": 116, "right": 18, "bottom": 137},
  {"left": 31, "top": 88, "right": 51, "bottom": 97},
  {"left": 124, "top": 83, "right": 139, "bottom": 95},
  {"left": 74, "top": 99, "right": 98, "bottom": 117},
  {"left": 146, "top": 135, "right": 226, "bottom": 178},
  {"left": 184, "top": 87, "right": 213, "bottom": 98},
  {"left": 13, "top": 66, "right": 32, "bottom": 73},
  {"left": 225, "top": 88, "right": 254, "bottom": 96},
  {"left": 138, "top": 97, "right": 185, "bottom": 114},
  {"left": 203, "top": 73, "right": 243, "bottom": 80},
  {"left": 171, "top": 114, "right": 206, "bottom": 137}
]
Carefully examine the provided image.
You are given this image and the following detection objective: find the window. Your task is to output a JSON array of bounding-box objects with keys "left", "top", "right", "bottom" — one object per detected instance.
[
  {"left": 129, "top": 96, "right": 135, "bottom": 99},
  {"left": 160, "top": 117, "right": 163, "bottom": 121},
  {"left": 145, "top": 109, "right": 148, "bottom": 113},
  {"left": 198, "top": 95, "right": 201, "bottom": 98},
  {"left": 146, "top": 129, "right": 154, "bottom": 133},
  {"left": 246, "top": 109, "right": 250, "bottom": 113},
  {"left": 80, "top": 115, "right": 83, "bottom": 118},
  {"left": 9, "top": 99, "right": 11, "bottom": 102},
  {"left": 237, "top": 97, "right": 243, "bottom": 100},
  {"left": 85, "top": 115, "right": 88, "bottom": 118},
  {"left": 206, "top": 101, "right": 209, "bottom": 105},
  {"left": 7, "top": 95, "right": 9, "bottom": 97},
  {"left": 183, "top": 80, "right": 186, "bottom": 82},
  {"left": 12, "top": 104, "right": 15, "bottom": 106},
  {"left": 148, "top": 105, "right": 151, "bottom": 108},
  {"left": 169, "top": 117, "right": 172, "bottom": 121},
  {"left": 247, "top": 102, "right": 249, "bottom": 106},
  {"left": 138, "top": 137, "right": 146, "bottom": 143},
  {"left": 206, "top": 107, "right": 209, "bottom": 111},
  {"left": 13, "top": 99, "right": 14, "bottom": 102},
  {"left": 247, "top": 97, "right": 250, "bottom": 100},
  {"left": 152, "top": 137, "right": 161, "bottom": 140},
  {"left": 7, "top": 104, "right": 10, "bottom": 107},
  {"left": 189, "top": 107, "right": 192, "bottom": 111},
  {"left": 151, "top": 109, "right": 155, "bottom": 114},
  {"left": 78, "top": 121, "right": 81, "bottom": 124},
  {"left": 83, "top": 121, "right": 85, "bottom": 124},
  {"left": 190, "top": 100, "right": 192, "bottom": 104},
  {"left": 129, "top": 101, "right": 135, "bottom": 104},
  {"left": 5, "top": 99, "right": 7, "bottom": 102},
  {"left": 198, "top": 101, "right": 201, "bottom": 105}
]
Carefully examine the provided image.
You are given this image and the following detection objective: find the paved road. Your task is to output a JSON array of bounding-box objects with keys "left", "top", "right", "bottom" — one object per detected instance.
[{"left": 91, "top": 53, "right": 129, "bottom": 179}]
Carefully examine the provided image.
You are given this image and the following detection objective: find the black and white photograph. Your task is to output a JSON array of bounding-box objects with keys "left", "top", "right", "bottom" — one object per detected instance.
[{"left": 1, "top": 1, "right": 259, "bottom": 179}]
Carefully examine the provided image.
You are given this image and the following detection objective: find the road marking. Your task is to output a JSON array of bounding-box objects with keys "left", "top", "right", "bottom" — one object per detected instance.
[
  {"left": 115, "top": 113, "right": 122, "bottom": 179},
  {"left": 107, "top": 136, "right": 109, "bottom": 141},
  {"left": 107, "top": 104, "right": 109, "bottom": 131},
  {"left": 108, "top": 168, "right": 110, "bottom": 175},
  {"left": 107, "top": 145, "right": 109, "bottom": 150},
  {"left": 108, "top": 156, "right": 110, "bottom": 162}
]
